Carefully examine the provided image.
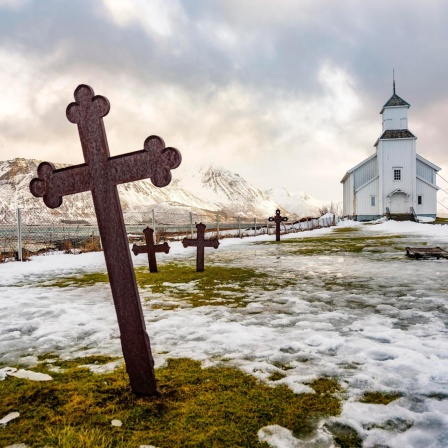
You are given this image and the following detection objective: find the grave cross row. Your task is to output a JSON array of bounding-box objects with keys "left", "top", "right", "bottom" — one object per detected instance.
[
  {"left": 182, "top": 223, "right": 219, "bottom": 272},
  {"left": 30, "top": 84, "right": 181, "bottom": 396},
  {"left": 132, "top": 227, "right": 169, "bottom": 273},
  {"left": 269, "top": 209, "right": 288, "bottom": 241}
]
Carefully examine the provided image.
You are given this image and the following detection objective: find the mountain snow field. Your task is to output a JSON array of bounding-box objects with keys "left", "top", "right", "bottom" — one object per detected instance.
[{"left": 1, "top": 220, "right": 448, "bottom": 447}]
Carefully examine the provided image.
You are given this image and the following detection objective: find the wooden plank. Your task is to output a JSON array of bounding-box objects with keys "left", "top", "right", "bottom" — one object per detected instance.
[{"left": 405, "top": 247, "right": 448, "bottom": 259}]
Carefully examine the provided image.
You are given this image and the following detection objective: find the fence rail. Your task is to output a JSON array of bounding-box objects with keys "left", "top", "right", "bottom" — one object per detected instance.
[{"left": 0, "top": 208, "right": 339, "bottom": 262}]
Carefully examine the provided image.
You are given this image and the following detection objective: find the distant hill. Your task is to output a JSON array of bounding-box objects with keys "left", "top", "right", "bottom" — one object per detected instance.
[{"left": 0, "top": 158, "right": 327, "bottom": 224}]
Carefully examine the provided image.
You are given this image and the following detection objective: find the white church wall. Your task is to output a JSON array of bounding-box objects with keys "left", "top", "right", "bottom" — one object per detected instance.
[
  {"left": 382, "top": 107, "right": 409, "bottom": 131},
  {"left": 355, "top": 177, "right": 379, "bottom": 217},
  {"left": 342, "top": 175, "right": 353, "bottom": 216},
  {"left": 379, "top": 139, "right": 416, "bottom": 207},
  {"left": 416, "top": 179, "right": 438, "bottom": 216}
]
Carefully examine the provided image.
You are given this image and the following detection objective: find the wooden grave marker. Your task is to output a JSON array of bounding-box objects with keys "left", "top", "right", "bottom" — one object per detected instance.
[
  {"left": 269, "top": 209, "right": 288, "bottom": 241},
  {"left": 182, "top": 222, "right": 219, "bottom": 272},
  {"left": 132, "top": 227, "right": 169, "bottom": 273},
  {"left": 30, "top": 84, "right": 181, "bottom": 395}
]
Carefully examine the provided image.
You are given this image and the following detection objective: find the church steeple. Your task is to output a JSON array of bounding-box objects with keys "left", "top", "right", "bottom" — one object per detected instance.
[
  {"left": 380, "top": 78, "right": 410, "bottom": 113},
  {"left": 375, "top": 82, "right": 415, "bottom": 145}
]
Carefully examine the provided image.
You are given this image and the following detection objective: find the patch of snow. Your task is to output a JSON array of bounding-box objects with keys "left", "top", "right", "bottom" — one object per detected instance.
[
  {"left": 8, "top": 369, "right": 52, "bottom": 381},
  {"left": 0, "top": 412, "right": 20, "bottom": 426},
  {"left": 0, "top": 367, "right": 17, "bottom": 380},
  {"left": 417, "top": 216, "right": 436, "bottom": 223},
  {"left": 258, "top": 424, "right": 335, "bottom": 448},
  {"left": 81, "top": 360, "right": 123, "bottom": 374}
]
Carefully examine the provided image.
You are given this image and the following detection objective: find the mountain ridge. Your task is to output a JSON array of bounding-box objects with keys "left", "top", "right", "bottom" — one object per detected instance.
[{"left": 0, "top": 158, "right": 324, "bottom": 223}]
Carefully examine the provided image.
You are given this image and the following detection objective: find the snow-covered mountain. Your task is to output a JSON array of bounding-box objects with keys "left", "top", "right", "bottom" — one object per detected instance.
[{"left": 0, "top": 158, "right": 325, "bottom": 223}]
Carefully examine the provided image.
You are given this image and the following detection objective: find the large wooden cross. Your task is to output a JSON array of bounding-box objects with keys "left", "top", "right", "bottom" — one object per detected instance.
[
  {"left": 182, "top": 223, "right": 219, "bottom": 272},
  {"left": 132, "top": 227, "right": 169, "bottom": 273},
  {"left": 269, "top": 209, "right": 288, "bottom": 241},
  {"left": 29, "top": 85, "right": 181, "bottom": 395}
]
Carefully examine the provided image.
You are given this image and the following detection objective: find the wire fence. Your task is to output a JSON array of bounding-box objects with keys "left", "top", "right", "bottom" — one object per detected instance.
[{"left": 0, "top": 207, "right": 339, "bottom": 262}]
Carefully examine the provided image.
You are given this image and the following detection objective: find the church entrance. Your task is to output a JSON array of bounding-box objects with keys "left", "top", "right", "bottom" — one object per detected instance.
[{"left": 389, "top": 192, "right": 407, "bottom": 214}]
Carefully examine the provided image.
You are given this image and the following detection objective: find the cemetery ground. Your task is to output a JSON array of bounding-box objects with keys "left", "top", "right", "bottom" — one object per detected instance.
[{"left": 1, "top": 220, "right": 448, "bottom": 447}]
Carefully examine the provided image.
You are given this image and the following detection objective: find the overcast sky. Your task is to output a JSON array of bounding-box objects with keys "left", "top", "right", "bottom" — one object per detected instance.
[{"left": 1, "top": 0, "right": 448, "bottom": 201}]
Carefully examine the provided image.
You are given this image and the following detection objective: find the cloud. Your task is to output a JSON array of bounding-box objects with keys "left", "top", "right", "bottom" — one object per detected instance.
[{"left": 1, "top": 0, "right": 448, "bottom": 201}]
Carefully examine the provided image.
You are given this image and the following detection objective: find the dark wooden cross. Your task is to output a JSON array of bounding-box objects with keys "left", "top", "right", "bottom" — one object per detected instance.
[
  {"left": 132, "top": 227, "right": 169, "bottom": 273},
  {"left": 29, "top": 85, "right": 181, "bottom": 396},
  {"left": 269, "top": 209, "right": 288, "bottom": 241},
  {"left": 182, "top": 223, "right": 219, "bottom": 272}
]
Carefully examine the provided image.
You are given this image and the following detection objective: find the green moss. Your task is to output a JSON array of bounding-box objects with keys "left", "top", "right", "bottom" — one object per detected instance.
[
  {"left": 45, "top": 355, "right": 119, "bottom": 369},
  {"left": 42, "top": 272, "right": 109, "bottom": 288},
  {"left": 135, "top": 264, "right": 268, "bottom": 308},
  {"left": 267, "top": 371, "right": 286, "bottom": 381},
  {"left": 0, "top": 357, "right": 342, "bottom": 448},
  {"left": 359, "top": 391, "right": 402, "bottom": 405},
  {"left": 331, "top": 227, "right": 360, "bottom": 233},
  {"left": 260, "top": 233, "right": 404, "bottom": 256},
  {"left": 38, "top": 263, "right": 296, "bottom": 309}
]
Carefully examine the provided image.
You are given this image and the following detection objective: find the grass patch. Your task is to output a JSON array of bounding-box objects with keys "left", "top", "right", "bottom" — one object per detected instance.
[
  {"left": 39, "top": 263, "right": 293, "bottom": 309},
  {"left": 432, "top": 217, "right": 448, "bottom": 224},
  {"left": 331, "top": 227, "right": 360, "bottom": 233},
  {"left": 267, "top": 371, "right": 287, "bottom": 381},
  {"left": 359, "top": 391, "right": 402, "bottom": 405},
  {"left": 134, "top": 264, "right": 267, "bottom": 308},
  {"left": 0, "top": 357, "right": 342, "bottom": 448},
  {"left": 260, "top": 233, "right": 404, "bottom": 256},
  {"left": 42, "top": 272, "right": 109, "bottom": 288}
]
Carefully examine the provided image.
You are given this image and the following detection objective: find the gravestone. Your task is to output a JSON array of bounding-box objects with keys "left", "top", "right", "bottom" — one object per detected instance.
[
  {"left": 269, "top": 209, "right": 288, "bottom": 241},
  {"left": 182, "top": 222, "right": 219, "bottom": 272},
  {"left": 132, "top": 227, "right": 169, "bottom": 273},
  {"left": 29, "top": 84, "right": 181, "bottom": 395}
]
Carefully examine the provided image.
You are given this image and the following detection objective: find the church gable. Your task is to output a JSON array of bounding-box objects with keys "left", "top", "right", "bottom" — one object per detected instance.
[{"left": 353, "top": 155, "right": 378, "bottom": 190}]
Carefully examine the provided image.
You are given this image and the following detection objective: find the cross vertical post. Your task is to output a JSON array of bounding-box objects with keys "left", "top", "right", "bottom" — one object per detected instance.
[
  {"left": 182, "top": 222, "right": 219, "bottom": 272},
  {"left": 268, "top": 209, "right": 288, "bottom": 241},
  {"left": 132, "top": 227, "right": 169, "bottom": 273},
  {"left": 30, "top": 85, "right": 181, "bottom": 395}
]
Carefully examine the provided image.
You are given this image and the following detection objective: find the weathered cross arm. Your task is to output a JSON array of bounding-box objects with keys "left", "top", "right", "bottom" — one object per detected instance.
[
  {"left": 207, "top": 239, "right": 220, "bottom": 249},
  {"left": 30, "top": 162, "right": 92, "bottom": 209},
  {"left": 132, "top": 242, "right": 170, "bottom": 256},
  {"left": 108, "top": 137, "right": 181, "bottom": 187},
  {"left": 182, "top": 238, "right": 198, "bottom": 248}
]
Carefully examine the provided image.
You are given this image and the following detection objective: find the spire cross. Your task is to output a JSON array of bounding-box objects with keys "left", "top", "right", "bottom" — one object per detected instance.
[
  {"left": 182, "top": 223, "right": 219, "bottom": 272},
  {"left": 393, "top": 69, "right": 396, "bottom": 94},
  {"left": 268, "top": 209, "right": 288, "bottom": 241},
  {"left": 132, "top": 227, "right": 169, "bottom": 273},
  {"left": 30, "top": 85, "right": 182, "bottom": 396}
]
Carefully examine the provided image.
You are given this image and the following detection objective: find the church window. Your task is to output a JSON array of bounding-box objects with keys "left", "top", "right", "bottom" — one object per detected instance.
[
  {"left": 393, "top": 168, "right": 402, "bottom": 181},
  {"left": 418, "top": 195, "right": 422, "bottom": 205},
  {"left": 400, "top": 117, "right": 407, "bottom": 129},
  {"left": 370, "top": 196, "right": 376, "bottom": 206}
]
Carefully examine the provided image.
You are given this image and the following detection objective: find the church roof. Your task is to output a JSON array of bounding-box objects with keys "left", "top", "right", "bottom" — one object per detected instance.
[
  {"left": 374, "top": 129, "right": 416, "bottom": 146},
  {"left": 383, "top": 93, "right": 410, "bottom": 108}
]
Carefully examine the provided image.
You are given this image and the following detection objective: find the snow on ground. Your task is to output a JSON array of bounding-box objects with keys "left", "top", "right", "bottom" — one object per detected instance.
[{"left": 1, "top": 221, "right": 448, "bottom": 447}]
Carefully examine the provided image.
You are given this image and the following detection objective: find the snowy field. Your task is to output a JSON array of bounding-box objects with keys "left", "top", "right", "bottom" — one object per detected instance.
[{"left": 1, "top": 220, "right": 448, "bottom": 447}]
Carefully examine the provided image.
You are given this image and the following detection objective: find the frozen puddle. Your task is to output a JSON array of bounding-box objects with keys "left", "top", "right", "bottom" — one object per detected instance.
[{"left": 1, "top": 221, "right": 448, "bottom": 447}]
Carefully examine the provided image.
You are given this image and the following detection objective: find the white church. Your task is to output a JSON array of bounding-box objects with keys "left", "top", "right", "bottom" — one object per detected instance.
[{"left": 341, "top": 84, "right": 440, "bottom": 221}]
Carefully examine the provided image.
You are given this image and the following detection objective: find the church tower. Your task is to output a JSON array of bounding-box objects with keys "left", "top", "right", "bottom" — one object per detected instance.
[{"left": 375, "top": 82, "right": 417, "bottom": 215}]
